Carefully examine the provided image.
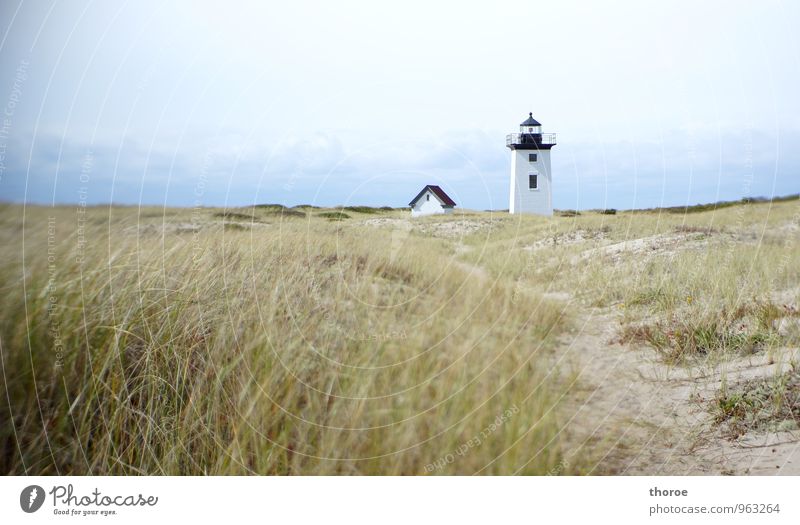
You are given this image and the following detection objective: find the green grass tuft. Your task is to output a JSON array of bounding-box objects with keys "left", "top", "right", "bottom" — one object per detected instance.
[
  {"left": 317, "top": 211, "right": 351, "bottom": 221},
  {"left": 713, "top": 367, "right": 800, "bottom": 437}
]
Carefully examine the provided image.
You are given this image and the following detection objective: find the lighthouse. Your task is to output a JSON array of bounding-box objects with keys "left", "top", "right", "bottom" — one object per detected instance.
[{"left": 506, "top": 113, "right": 557, "bottom": 215}]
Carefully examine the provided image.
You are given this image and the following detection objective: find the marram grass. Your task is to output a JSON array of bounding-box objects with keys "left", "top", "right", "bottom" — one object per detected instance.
[
  {"left": 2, "top": 199, "right": 796, "bottom": 474},
  {"left": 0, "top": 205, "right": 576, "bottom": 475}
]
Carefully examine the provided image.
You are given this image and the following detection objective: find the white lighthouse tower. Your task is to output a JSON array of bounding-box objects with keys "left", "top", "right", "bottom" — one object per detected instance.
[{"left": 506, "top": 113, "right": 557, "bottom": 215}]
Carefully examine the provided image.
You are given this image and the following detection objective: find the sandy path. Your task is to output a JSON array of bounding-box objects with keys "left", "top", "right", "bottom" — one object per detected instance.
[
  {"left": 446, "top": 237, "right": 799, "bottom": 475},
  {"left": 557, "top": 303, "right": 800, "bottom": 475}
]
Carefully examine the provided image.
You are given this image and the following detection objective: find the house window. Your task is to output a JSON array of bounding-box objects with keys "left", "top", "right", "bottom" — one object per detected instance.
[
  {"left": 426, "top": 194, "right": 430, "bottom": 201},
  {"left": 528, "top": 153, "right": 537, "bottom": 162},
  {"left": 529, "top": 174, "right": 538, "bottom": 190}
]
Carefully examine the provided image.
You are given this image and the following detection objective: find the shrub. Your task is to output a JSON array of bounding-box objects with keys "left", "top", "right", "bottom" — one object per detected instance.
[
  {"left": 317, "top": 211, "right": 351, "bottom": 221},
  {"left": 271, "top": 209, "right": 307, "bottom": 219},
  {"left": 342, "top": 206, "right": 380, "bottom": 214},
  {"left": 215, "top": 211, "right": 257, "bottom": 221},
  {"left": 253, "top": 204, "right": 288, "bottom": 211}
]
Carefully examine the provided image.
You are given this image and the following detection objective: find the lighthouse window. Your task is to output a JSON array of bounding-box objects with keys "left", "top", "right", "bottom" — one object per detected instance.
[
  {"left": 528, "top": 154, "right": 537, "bottom": 162},
  {"left": 529, "top": 174, "right": 538, "bottom": 190}
]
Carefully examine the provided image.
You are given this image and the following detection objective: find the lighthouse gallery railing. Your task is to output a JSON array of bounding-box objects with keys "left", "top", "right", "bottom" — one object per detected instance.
[{"left": 506, "top": 133, "right": 557, "bottom": 146}]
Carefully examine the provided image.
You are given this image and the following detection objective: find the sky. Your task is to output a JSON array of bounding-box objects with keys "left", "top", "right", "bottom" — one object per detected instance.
[{"left": 0, "top": 0, "right": 798, "bottom": 210}]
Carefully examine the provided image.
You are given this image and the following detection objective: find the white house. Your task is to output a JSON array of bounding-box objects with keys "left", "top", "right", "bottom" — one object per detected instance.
[
  {"left": 408, "top": 185, "right": 456, "bottom": 217},
  {"left": 506, "top": 113, "right": 557, "bottom": 216}
]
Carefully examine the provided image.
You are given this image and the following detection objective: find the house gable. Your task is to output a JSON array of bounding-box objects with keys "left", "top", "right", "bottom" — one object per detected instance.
[{"left": 408, "top": 185, "right": 456, "bottom": 208}]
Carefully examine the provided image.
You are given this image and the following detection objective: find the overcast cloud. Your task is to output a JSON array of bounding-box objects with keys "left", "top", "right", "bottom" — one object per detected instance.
[{"left": 1, "top": 0, "right": 798, "bottom": 210}]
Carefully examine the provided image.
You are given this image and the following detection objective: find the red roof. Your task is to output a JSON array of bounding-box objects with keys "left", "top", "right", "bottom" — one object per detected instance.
[{"left": 409, "top": 185, "right": 457, "bottom": 207}]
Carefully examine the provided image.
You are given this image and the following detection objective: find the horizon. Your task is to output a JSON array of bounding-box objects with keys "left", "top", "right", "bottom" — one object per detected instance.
[{"left": 4, "top": 191, "right": 797, "bottom": 213}]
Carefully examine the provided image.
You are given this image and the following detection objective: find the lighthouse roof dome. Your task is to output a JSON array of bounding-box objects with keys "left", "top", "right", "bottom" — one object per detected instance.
[{"left": 520, "top": 113, "right": 541, "bottom": 127}]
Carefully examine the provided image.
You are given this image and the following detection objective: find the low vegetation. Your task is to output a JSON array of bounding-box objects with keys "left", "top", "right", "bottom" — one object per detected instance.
[
  {"left": 0, "top": 204, "right": 575, "bottom": 475},
  {"left": 713, "top": 366, "right": 800, "bottom": 438},
  {"left": 619, "top": 301, "right": 798, "bottom": 364},
  {"left": 341, "top": 206, "right": 384, "bottom": 214},
  {"left": 254, "top": 203, "right": 289, "bottom": 211},
  {"left": 317, "top": 211, "right": 351, "bottom": 221},
  {"left": 1, "top": 196, "right": 797, "bottom": 474},
  {"left": 214, "top": 210, "right": 258, "bottom": 222},
  {"left": 635, "top": 194, "right": 799, "bottom": 214}
]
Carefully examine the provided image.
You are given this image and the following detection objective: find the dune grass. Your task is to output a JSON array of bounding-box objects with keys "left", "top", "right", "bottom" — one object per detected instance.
[
  {"left": 0, "top": 204, "right": 577, "bottom": 475},
  {"left": 713, "top": 364, "right": 800, "bottom": 438},
  {"left": 457, "top": 199, "right": 800, "bottom": 364},
  {"left": 1, "top": 197, "right": 797, "bottom": 474}
]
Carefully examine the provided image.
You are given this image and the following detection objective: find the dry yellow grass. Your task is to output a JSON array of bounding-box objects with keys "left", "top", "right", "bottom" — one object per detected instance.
[
  {"left": 1, "top": 197, "right": 797, "bottom": 475},
  {"left": 0, "top": 204, "right": 575, "bottom": 475},
  {"left": 460, "top": 199, "right": 800, "bottom": 363}
]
